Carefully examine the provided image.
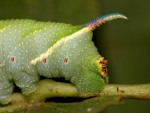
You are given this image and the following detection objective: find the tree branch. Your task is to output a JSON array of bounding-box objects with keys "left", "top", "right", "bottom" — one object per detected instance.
[
  {"left": 19, "top": 80, "right": 150, "bottom": 102},
  {"left": 0, "top": 79, "right": 150, "bottom": 113},
  {"left": 100, "top": 84, "right": 150, "bottom": 99}
]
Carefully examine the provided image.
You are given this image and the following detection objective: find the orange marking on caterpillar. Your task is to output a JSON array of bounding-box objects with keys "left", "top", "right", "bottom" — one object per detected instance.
[{"left": 97, "top": 57, "right": 108, "bottom": 77}]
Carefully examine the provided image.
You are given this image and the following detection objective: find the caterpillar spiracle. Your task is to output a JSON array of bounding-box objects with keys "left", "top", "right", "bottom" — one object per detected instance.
[{"left": 0, "top": 13, "right": 127, "bottom": 105}]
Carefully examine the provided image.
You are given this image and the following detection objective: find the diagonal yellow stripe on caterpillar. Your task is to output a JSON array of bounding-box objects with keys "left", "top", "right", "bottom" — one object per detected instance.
[{"left": 30, "top": 27, "right": 90, "bottom": 65}]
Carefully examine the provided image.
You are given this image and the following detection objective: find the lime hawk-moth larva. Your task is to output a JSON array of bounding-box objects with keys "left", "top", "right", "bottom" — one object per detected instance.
[{"left": 0, "top": 13, "right": 127, "bottom": 105}]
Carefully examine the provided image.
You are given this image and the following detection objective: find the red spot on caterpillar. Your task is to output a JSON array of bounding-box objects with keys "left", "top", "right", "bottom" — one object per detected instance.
[
  {"left": 43, "top": 58, "right": 47, "bottom": 63},
  {"left": 64, "top": 58, "right": 68, "bottom": 63},
  {"left": 11, "top": 57, "right": 14, "bottom": 62}
]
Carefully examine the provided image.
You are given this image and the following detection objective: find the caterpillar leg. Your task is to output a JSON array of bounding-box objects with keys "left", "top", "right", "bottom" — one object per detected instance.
[
  {"left": 13, "top": 72, "right": 39, "bottom": 95},
  {"left": 73, "top": 71, "right": 106, "bottom": 95},
  {"left": 0, "top": 70, "right": 14, "bottom": 105}
]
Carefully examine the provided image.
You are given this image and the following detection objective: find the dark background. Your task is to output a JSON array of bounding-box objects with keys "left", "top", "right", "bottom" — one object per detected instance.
[{"left": 0, "top": 0, "right": 149, "bottom": 113}]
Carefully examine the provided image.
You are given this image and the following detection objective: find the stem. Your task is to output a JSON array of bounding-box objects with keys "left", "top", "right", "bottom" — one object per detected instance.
[
  {"left": 101, "top": 84, "right": 150, "bottom": 99},
  {"left": 0, "top": 79, "right": 150, "bottom": 113},
  {"left": 26, "top": 79, "right": 79, "bottom": 102},
  {"left": 27, "top": 80, "right": 150, "bottom": 100},
  {"left": 22, "top": 80, "right": 150, "bottom": 101}
]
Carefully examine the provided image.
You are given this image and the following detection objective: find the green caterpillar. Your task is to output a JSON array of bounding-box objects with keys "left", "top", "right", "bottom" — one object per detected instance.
[{"left": 0, "top": 13, "right": 127, "bottom": 105}]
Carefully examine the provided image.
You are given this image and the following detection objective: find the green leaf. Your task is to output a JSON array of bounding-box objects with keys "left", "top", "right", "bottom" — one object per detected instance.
[{"left": 11, "top": 96, "right": 121, "bottom": 113}]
